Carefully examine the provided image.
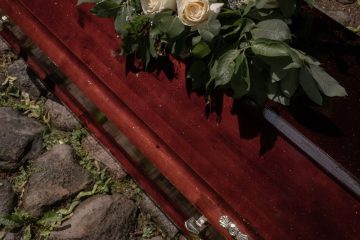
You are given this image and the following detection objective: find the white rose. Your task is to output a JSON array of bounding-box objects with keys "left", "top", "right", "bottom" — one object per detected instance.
[
  {"left": 141, "top": 0, "right": 177, "bottom": 14},
  {"left": 177, "top": 0, "right": 223, "bottom": 27}
]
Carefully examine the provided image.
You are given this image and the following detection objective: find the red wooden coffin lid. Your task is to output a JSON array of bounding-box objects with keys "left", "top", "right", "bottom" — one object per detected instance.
[{"left": 1, "top": 0, "right": 359, "bottom": 239}]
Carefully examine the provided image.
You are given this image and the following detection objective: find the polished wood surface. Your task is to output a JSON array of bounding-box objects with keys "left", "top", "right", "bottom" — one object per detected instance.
[{"left": 1, "top": 0, "right": 359, "bottom": 239}]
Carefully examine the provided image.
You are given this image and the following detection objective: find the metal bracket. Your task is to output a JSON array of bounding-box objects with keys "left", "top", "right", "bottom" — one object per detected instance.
[
  {"left": 219, "top": 216, "right": 249, "bottom": 240},
  {"left": 185, "top": 215, "right": 208, "bottom": 235},
  {"left": 0, "top": 15, "right": 9, "bottom": 31}
]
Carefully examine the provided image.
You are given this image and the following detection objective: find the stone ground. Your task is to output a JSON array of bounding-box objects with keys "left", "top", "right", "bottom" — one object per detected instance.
[
  {"left": 315, "top": 0, "right": 360, "bottom": 33},
  {"left": 0, "top": 38, "right": 184, "bottom": 240}
]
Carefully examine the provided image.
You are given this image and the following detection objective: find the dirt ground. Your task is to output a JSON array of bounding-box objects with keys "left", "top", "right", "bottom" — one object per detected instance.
[{"left": 315, "top": 0, "right": 360, "bottom": 29}]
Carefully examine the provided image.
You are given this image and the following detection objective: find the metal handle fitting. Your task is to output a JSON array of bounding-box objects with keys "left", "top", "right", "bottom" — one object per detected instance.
[
  {"left": 185, "top": 215, "right": 208, "bottom": 235},
  {"left": 219, "top": 216, "right": 248, "bottom": 240},
  {"left": 0, "top": 15, "right": 9, "bottom": 30}
]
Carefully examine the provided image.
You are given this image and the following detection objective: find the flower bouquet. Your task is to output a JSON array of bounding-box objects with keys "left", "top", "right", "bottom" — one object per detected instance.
[{"left": 78, "top": 0, "right": 347, "bottom": 108}]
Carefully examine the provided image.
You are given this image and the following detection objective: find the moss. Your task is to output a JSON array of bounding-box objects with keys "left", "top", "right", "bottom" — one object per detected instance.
[
  {"left": 11, "top": 166, "right": 30, "bottom": 194},
  {"left": 0, "top": 208, "right": 33, "bottom": 232},
  {"left": 111, "top": 176, "right": 143, "bottom": 202},
  {"left": 130, "top": 212, "right": 161, "bottom": 239}
]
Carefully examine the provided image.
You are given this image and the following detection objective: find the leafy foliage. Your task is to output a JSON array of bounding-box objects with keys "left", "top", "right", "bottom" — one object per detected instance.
[{"left": 79, "top": 0, "right": 347, "bottom": 108}]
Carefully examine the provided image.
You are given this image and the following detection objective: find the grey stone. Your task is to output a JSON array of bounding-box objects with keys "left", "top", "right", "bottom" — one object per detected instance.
[
  {"left": 0, "top": 107, "right": 45, "bottom": 171},
  {"left": 150, "top": 237, "right": 165, "bottom": 240},
  {"left": 82, "top": 135, "right": 126, "bottom": 179},
  {"left": 0, "top": 38, "right": 10, "bottom": 52},
  {"left": 1, "top": 232, "right": 16, "bottom": 240},
  {"left": 0, "top": 179, "right": 16, "bottom": 216},
  {"left": 49, "top": 194, "right": 137, "bottom": 240},
  {"left": 139, "top": 196, "right": 179, "bottom": 239},
  {"left": 22, "top": 144, "right": 92, "bottom": 217},
  {"left": 178, "top": 235, "right": 188, "bottom": 240},
  {"left": 326, "top": 10, "right": 352, "bottom": 26},
  {"left": 336, "top": 0, "right": 356, "bottom": 4},
  {"left": 45, "top": 99, "right": 81, "bottom": 132},
  {"left": 7, "top": 59, "right": 41, "bottom": 99}
]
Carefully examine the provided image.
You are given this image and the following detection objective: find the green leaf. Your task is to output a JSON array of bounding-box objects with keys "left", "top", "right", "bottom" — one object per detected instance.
[
  {"left": 154, "top": 13, "right": 185, "bottom": 39},
  {"left": 308, "top": 64, "right": 347, "bottom": 97},
  {"left": 153, "top": 10, "right": 173, "bottom": 23},
  {"left": 223, "top": 19, "right": 244, "bottom": 38},
  {"left": 77, "top": 0, "right": 101, "bottom": 5},
  {"left": 299, "top": 67, "right": 323, "bottom": 105},
  {"left": 149, "top": 27, "right": 161, "bottom": 58},
  {"left": 293, "top": 49, "right": 320, "bottom": 66},
  {"left": 114, "top": 6, "right": 128, "bottom": 37},
  {"left": 223, "top": 18, "right": 255, "bottom": 40},
  {"left": 251, "top": 40, "right": 290, "bottom": 57},
  {"left": 192, "top": 36, "right": 202, "bottom": 46},
  {"left": 267, "top": 81, "right": 290, "bottom": 105},
  {"left": 209, "top": 60, "right": 218, "bottom": 82},
  {"left": 192, "top": 41, "right": 211, "bottom": 58},
  {"left": 197, "top": 19, "right": 221, "bottom": 42},
  {"left": 215, "top": 49, "right": 240, "bottom": 87},
  {"left": 260, "top": 56, "right": 298, "bottom": 82},
  {"left": 231, "top": 53, "right": 250, "bottom": 99},
  {"left": 23, "top": 225, "right": 32, "bottom": 240},
  {"left": 280, "top": 68, "right": 299, "bottom": 97},
  {"left": 239, "top": 18, "right": 256, "bottom": 36},
  {"left": 255, "top": 0, "right": 268, "bottom": 9},
  {"left": 304, "top": 0, "right": 315, "bottom": 7},
  {"left": 90, "top": 0, "right": 121, "bottom": 17},
  {"left": 166, "top": 17, "right": 185, "bottom": 39},
  {"left": 251, "top": 19, "right": 291, "bottom": 41},
  {"left": 243, "top": 0, "right": 256, "bottom": 15}
]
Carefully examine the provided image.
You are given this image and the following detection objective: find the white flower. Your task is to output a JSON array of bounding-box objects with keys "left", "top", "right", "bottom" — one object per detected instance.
[
  {"left": 177, "top": 0, "right": 223, "bottom": 27},
  {"left": 141, "top": 0, "right": 177, "bottom": 14}
]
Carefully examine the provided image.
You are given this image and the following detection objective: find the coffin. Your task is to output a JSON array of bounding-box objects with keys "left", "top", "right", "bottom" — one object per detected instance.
[{"left": 0, "top": 0, "right": 359, "bottom": 239}]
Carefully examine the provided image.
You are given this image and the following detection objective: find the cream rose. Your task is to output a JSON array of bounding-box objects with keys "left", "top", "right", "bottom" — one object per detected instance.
[
  {"left": 141, "top": 0, "right": 177, "bottom": 14},
  {"left": 177, "top": 0, "right": 223, "bottom": 27}
]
